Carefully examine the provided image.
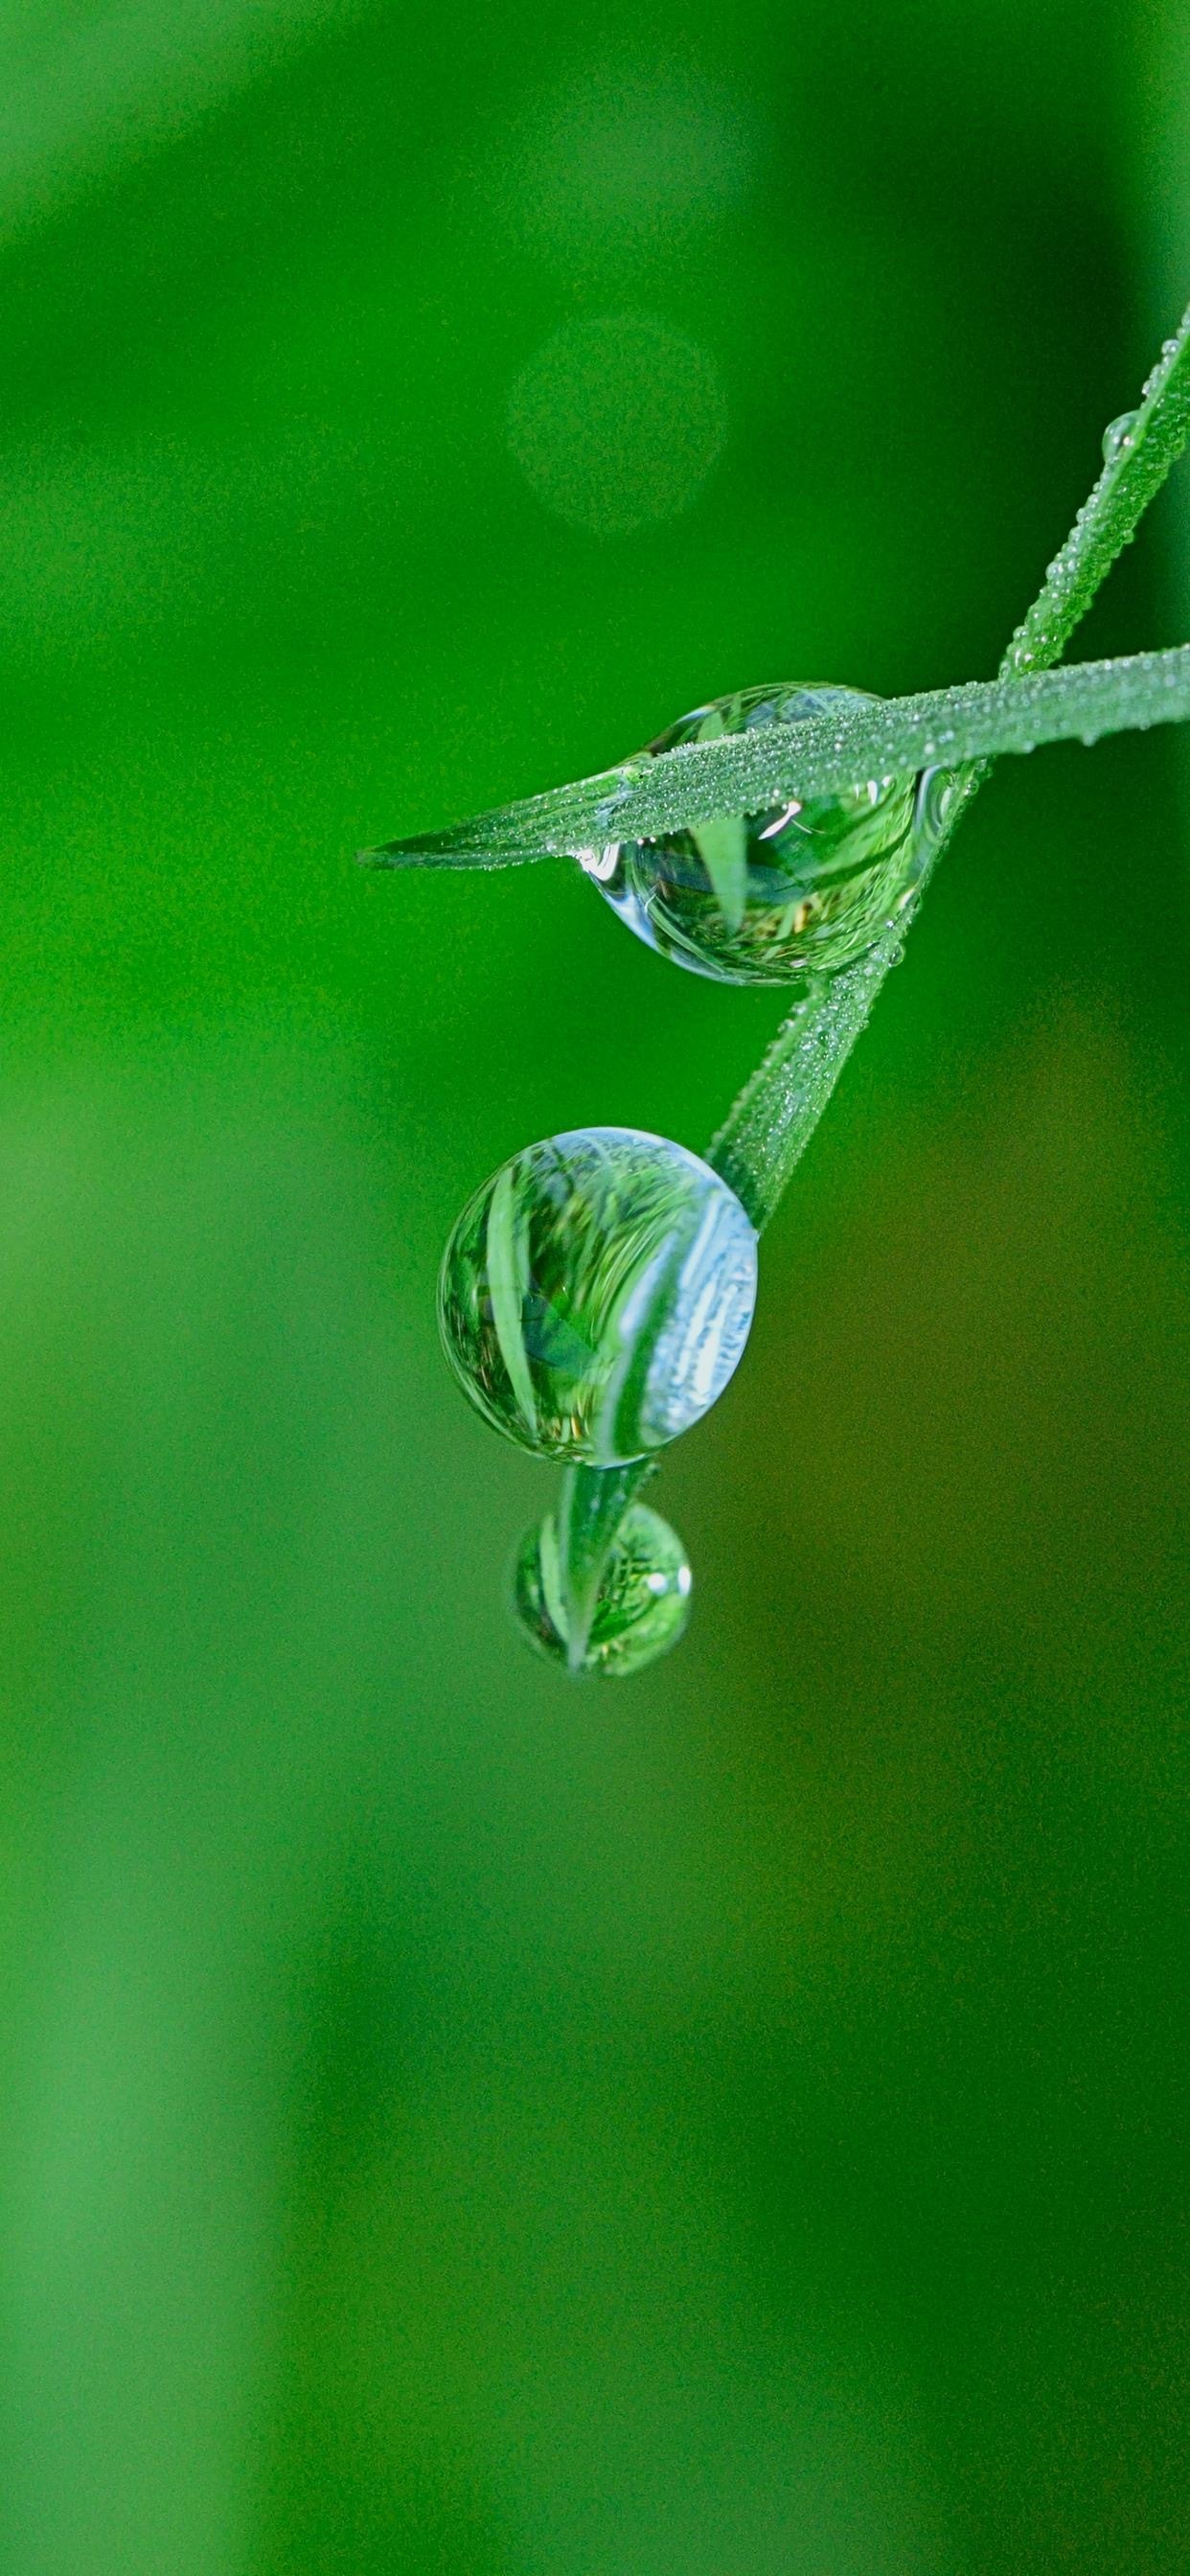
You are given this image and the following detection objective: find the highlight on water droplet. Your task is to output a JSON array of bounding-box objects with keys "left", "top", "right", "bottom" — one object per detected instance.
[
  {"left": 512, "top": 1498, "right": 692, "bottom": 1677},
  {"left": 438, "top": 1128, "right": 758, "bottom": 1464},
  {"left": 580, "top": 683, "right": 939, "bottom": 986},
  {"left": 1102, "top": 409, "right": 1139, "bottom": 466}
]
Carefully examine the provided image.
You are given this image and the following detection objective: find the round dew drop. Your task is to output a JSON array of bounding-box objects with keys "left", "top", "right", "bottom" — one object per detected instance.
[
  {"left": 581, "top": 683, "right": 951, "bottom": 988},
  {"left": 438, "top": 1127, "right": 758, "bottom": 1465},
  {"left": 512, "top": 1501, "right": 692, "bottom": 1677},
  {"left": 1102, "top": 410, "right": 1138, "bottom": 465}
]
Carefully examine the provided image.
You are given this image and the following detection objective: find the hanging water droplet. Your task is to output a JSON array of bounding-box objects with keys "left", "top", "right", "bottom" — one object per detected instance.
[
  {"left": 512, "top": 1499, "right": 692, "bottom": 1677},
  {"left": 439, "top": 1128, "right": 758, "bottom": 1464},
  {"left": 914, "top": 764, "right": 964, "bottom": 845},
  {"left": 581, "top": 683, "right": 930, "bottom": 987},
  {"left": 1102, "top": 409, "right": 1138, "bottom": 465}
]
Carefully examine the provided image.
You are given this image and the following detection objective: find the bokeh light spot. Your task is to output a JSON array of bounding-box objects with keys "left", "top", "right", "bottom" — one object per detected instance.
[{"left": 506, "top": 312, "right": 728, "bottom": 537}]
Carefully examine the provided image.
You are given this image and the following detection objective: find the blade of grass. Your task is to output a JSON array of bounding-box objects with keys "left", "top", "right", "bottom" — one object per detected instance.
[
  {"left": 707, "top": 942, "right": 908, "bottom": 1229},
  {"left": 555, "top": 1460, "right": 657, "bottom": 1673},
  {"left": 708, "top": 297, "right": 1190, "bottom": 1231},
  {"left": 363, "top": 646, "right": 1190, "bottom": 868},
  {"left": 365, "top": 303, "right": 1190, "bottom": 881},
  {"left": 561, "top": 294, "right": 1190, "bottom": 1649},
  {"left": 1004, "top": 300, "right": 1190, "bottom": 676}
]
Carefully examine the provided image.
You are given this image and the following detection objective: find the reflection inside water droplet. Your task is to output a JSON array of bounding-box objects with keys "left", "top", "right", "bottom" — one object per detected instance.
[
  {"left": 512, "top": 1499, "right": 692, "bottom": 1677},
  {"left": 582, "top": 685, "right": 966, "bottom": 986},
  {"left": 438, "top": 1128, "right": 758, "bottom": 1464}
]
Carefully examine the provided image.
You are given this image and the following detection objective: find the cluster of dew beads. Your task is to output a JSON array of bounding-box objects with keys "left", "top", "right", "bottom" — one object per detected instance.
[
  {"left": 439, "top": 1127, "right": 758, "bottom": 1466},
  {"left": 512, "top": 1499, "right": 692, "bottom": 1678},
  {"left": 581, "top": 683, "right": 953, "bottom": 988}
]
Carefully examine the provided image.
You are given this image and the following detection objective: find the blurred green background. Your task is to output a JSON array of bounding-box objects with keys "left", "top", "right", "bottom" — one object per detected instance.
[{"left": 0, "top": 5, "right": 1186, "bottom": 2570}]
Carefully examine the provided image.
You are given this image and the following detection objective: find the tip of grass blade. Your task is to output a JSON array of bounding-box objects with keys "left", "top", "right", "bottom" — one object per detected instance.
[
  {"left": 356, "top": 827, "right": 483, "bottom": 868},
  {"left": 356, "top": 829, "right": 551, "bottom": 871}
]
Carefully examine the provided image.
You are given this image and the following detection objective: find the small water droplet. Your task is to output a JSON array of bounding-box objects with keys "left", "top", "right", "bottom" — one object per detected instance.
[
  {"left": 512, "top": 1500, "right": 692, "bottom": 1677},
  {"left": 1102, "top": 409, "right": 1139, "bottom": 465},
  {"left": 914, "top": 765, "right": 964, "bottom": 844}
]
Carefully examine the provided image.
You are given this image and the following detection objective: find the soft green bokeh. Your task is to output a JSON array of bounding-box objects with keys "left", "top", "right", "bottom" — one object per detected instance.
[{"left": 0, "top": 6, "right": 1185, "bottom": 2571}]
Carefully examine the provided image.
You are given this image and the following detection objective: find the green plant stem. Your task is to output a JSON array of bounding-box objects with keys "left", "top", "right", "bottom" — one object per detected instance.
[
  {"left": 709, "top": 295, "right": 1190, "bottom": 1241},
  {"left": 366, "top": 302, "right": 1190, "bottom": 879},
  {"left": 1005, "top": 299, "right": 1190, "bottom": 675},
  {"left": 556, "top": 1458, "right": 656, "bottom": 1672},
  {"left": 705, "top": 933, "right": 914, "bottom": 1229},
  {"left": 559, "top": 293, "right": 1190, "bottom": 1648}
]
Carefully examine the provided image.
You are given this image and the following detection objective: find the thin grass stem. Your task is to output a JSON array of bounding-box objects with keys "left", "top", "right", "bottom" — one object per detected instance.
[{"left": 561, "top": 294, "right": 1190, "bottom": 1651}]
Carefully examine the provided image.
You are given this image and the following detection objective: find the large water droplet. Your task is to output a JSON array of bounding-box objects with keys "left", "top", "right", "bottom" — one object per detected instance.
[
  {"left": 1102, "top": 409, "right": 1138, "bottom": 465},
  {"left": 513, "top": 1499, "right": 692, "bottom": 1677},
  {"left": 582, "top": 683, "right": 927, "bottom": 986},
  {"left": 439, "top": 1128, "right": 758, "bottom": 1464}
]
